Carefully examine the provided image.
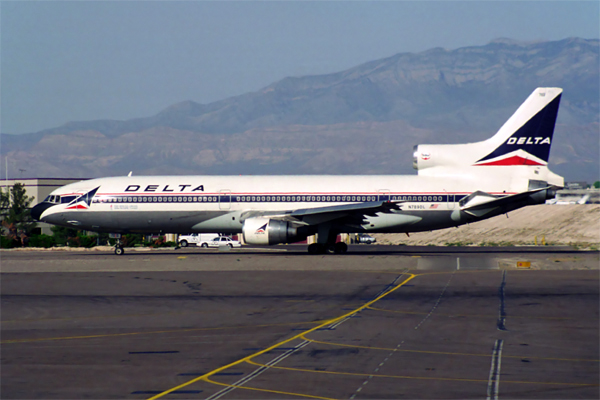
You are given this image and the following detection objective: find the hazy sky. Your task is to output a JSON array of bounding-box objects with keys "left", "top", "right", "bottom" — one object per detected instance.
[{"left": 2, "top": 1, "right": 598, "bottom": 134}]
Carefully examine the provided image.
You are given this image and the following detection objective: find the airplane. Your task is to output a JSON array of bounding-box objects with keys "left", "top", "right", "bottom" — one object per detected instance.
[
  {"left": 32, "top": 87, "right": 564, "bottom": 255},
  {"left": 546, "top": 194, "right": 590, "bottom": 205}
]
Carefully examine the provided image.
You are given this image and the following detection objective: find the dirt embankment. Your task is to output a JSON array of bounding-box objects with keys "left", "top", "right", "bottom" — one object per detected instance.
[{"left": 374, "top": 205, "right": 600, "bottom": 248}]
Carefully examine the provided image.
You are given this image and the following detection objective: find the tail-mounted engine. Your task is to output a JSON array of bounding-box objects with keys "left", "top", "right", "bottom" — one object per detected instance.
[
  {"left": 242, "top": 217, "right": 307, "bottom": 245},
  {"left": 413, "top": 144, "right": 466, "bottom": 171}
]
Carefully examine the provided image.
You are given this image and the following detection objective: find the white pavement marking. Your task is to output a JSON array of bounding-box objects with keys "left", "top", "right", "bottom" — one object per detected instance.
[
  {"left": 351, "top": 271, "right": 455, "bottom": 398},
  {"left": 205, "top": 340, "right": 311, "bottom": 400},
  {"left": 414, "top": 271, "right": 454, "bottom": 330},
  {"left": 209, "top": 271, "right": 410, "bottom": 400},
  {"left": 486, "top": 339, "right": 504, "bottom": 400}
]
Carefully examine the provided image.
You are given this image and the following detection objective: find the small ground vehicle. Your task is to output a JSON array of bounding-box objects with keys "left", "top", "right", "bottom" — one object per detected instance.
[
  {"left": 358, "top": 234, "right": 376, "bottom": 244},
  {"left": 178, "top": 233, "right": 220, "bottom": 247},
  {"left": 203, "top": 236, "right": 242, "bottom": 248}
]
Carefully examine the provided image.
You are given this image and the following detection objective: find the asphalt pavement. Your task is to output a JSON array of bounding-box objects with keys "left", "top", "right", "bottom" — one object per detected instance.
[{"left": 1, "top": 247, "right": 598, "bottom": 399}]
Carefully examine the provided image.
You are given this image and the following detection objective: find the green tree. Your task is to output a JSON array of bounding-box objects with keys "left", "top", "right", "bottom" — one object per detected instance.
[
  {"left": 1, "top": 183, "right": 37, "bottom": 245},
  {"left": 0, "top": 187, "right": 9, "bottom": 222},
  {"left": 0, "top": 187, "right": 12, "bottom": 247},
  {"left": 593, "top": 181, "right": 600, "bottom": 189}
]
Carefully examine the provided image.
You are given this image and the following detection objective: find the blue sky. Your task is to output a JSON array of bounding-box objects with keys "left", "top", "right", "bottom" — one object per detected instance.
[{"left": 2, "top": 1, "right": 598, "bottom": 134}]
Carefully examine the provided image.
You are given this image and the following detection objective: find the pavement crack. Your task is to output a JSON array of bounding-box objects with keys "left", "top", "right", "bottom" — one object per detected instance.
[{"left": 497, "top": 270, "right": 507, "bottom": 331}]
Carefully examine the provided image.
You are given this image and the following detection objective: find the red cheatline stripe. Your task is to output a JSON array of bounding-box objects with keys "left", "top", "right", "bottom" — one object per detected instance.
[{"left": 475, "top": 155, "right": 544, "bottom": 166}]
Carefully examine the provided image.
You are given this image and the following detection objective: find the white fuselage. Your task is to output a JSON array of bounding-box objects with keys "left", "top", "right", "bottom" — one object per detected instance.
[{"left": 36, "top": 171, "right": 529, "bottom": 235}]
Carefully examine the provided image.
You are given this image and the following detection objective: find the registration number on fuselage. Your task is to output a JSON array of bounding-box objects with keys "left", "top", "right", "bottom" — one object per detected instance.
[{"left": 113, "top": 204, "right": 138, "bottom": 210}]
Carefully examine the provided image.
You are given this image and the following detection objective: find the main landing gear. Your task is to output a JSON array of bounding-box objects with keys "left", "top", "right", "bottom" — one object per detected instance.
[{"left": 307, "top": 225, "right": 348, "bottom": 254}]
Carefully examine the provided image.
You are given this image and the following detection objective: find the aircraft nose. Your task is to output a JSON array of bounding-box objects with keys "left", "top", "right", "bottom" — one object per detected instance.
[{"left": 31, "top": 202, "right": 54, "bottom": 221}]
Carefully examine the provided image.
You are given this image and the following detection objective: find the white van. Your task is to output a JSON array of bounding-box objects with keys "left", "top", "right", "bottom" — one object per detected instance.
[{"left": 178, "top": 233, "right": 220, "bottom": 247}]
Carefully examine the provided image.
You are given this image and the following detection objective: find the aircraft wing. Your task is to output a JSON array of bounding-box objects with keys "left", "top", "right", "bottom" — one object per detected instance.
[{"left": 241, "top": 200, "right": 403, "bottom": 226}]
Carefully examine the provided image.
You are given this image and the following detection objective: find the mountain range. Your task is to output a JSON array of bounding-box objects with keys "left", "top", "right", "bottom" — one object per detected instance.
[{"left": 2, "top": 37, "right": 598, "bottom": 182}]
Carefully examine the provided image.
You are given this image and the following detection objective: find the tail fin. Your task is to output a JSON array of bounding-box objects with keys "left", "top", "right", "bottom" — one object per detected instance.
[
  {"left": 473, "top": 88, "right": 562, "bottom": 166},
  {"left": 413, "top": 88, "right": 562, "bottom": 172}
]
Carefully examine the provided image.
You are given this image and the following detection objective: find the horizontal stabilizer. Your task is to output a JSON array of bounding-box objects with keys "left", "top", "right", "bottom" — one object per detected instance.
[{"left": 460, "top": 187, "right": 551, "bottom": 216}]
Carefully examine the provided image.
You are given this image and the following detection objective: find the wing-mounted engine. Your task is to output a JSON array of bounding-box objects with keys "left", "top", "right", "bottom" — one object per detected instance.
[{"left": 242, "top": 217, "right": 308, "bottom": 245}]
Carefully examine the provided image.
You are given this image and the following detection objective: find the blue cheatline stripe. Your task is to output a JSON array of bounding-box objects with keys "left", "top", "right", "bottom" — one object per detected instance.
[{"left": 92, "top": 193, "right": 467, "bottom": 205}]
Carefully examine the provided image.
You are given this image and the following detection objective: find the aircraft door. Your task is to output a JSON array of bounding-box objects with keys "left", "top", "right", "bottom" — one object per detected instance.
[
  {"left": 444, "top": 189, "right": 455, "bottom": 209},
  {"left": 219, "top": 190, "right": 231, "bottom": 210},
  {"left": 378, "top": 189, "right": 390, "bottom": 202}
]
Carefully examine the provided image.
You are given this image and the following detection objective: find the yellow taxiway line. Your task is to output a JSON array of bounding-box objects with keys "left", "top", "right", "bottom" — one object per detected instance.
[
  {"left": 202, "top": 376, "right": 336, "bottom": 400},
  {"left": 245, "top": 359, "right": 598, "bottom": 387},
  {"left": 146, "top": 273, "right": 417, "bottom": 400},
  {"left": 301, "top": 336, "right": 599, "bottom": 363},
  {"left": 0, "top": 320, "right": 327, "bottom": 344}
]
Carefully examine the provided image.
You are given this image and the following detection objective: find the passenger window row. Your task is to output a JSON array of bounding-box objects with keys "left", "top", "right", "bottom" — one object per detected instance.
[{"left": 85, "top": 194, "right": 459, "bottom": 203}]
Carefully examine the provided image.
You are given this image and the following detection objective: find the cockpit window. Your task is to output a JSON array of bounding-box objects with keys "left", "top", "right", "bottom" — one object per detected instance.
[{"left": 44, "top": 195, "right": 61, "bottom": 204}]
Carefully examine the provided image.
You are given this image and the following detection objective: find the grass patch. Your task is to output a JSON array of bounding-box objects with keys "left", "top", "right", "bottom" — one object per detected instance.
[
  {"left": 478, "top": 241, "right": 515, "bottom": 247},
  {"left": 444, "top": 241, "right": 473, "bottom": 247}
]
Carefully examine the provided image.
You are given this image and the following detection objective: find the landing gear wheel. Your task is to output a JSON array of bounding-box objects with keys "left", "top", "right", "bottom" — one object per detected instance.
[
  {"left": 334, "top": 242, "right": 348, "bottom": 254},
  {"left": 114, "top": 246, "right": 125, "bottom": 256},
  {"left": 308, "top": 243, "right": 325, "bottom": 254},
  {"left": 179, "top": 240, "right": 188, "bottom": 248},
  {"left": 326, "top": 244, "right": 336, "bottom": 254}
]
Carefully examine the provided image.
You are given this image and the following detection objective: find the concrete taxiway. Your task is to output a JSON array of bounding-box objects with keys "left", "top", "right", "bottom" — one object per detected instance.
[{"left": 1, "top": 246, "right": 598, "bottom": 399}]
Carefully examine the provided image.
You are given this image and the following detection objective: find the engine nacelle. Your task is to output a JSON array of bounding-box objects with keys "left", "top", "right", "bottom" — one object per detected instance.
[{"left": 242, "top": 217, "right": 306, "bottom": 245}]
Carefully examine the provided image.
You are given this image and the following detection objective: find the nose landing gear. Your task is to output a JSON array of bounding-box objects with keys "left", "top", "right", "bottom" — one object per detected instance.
[{"left": 111, "top": 234, "right": 125, "bottom": 255}]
